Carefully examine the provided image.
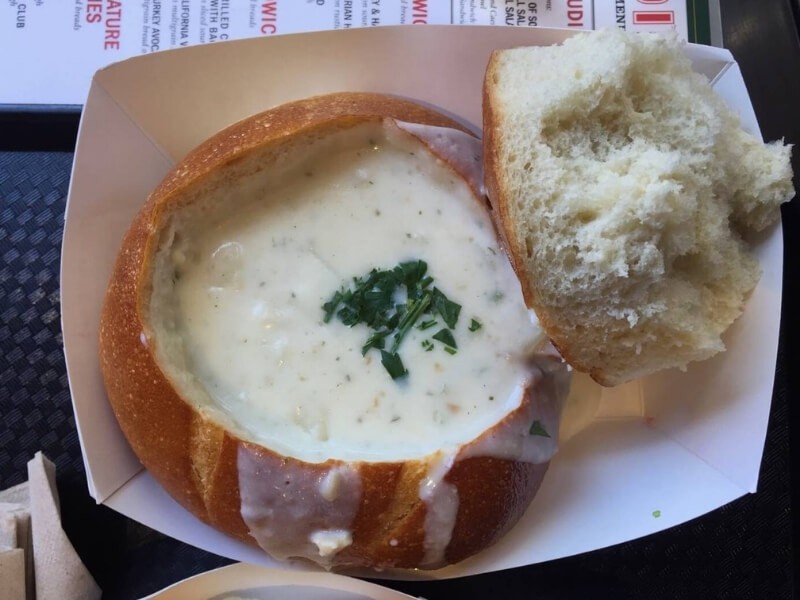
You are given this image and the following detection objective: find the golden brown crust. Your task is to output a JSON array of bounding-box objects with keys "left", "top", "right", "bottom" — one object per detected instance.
[
  {"left": 149, "top": 92, "right": 472, "bottom": 210},
  {"left": 100, "top": 92, "right": 557, "bottom": 569},
  {"left": 483, "top": 57, "right": 545, "bottom": 333},
  {"left": 445, "top": 457, "right": 547, "bottom": 564},
  {"left": 100, "top": 211, "right": 210, "bottom": 520},
  {"left": 483, "top": 54, "right": 605, "bottom": 385}
]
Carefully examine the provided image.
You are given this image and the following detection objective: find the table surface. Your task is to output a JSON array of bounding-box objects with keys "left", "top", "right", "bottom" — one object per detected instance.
[{"left": 1, "top": 2, "right": 798, "bottom": 598}]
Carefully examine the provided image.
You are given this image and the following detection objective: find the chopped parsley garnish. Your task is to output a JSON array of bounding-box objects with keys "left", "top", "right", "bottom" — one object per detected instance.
[
  {"left": 529, "top": 420, "right": 551, "bottom": 438},
  {"left": 390, "top": 293, "right": 432, "bottom": 353},
  {"left": 322, "top": 259, "right": 476, "bottom": 380},
  {"left": 468, "top": 318, "right": 482, "bottom": 332},
  {"left": 381, "top": 350, "right": 407, "bottom": 380},
  {"left": 418, "top": 319, "right": 437, "bottom": 331},
  {"left": 431, "top": 288, "right": 461, "bottom": 328},
  {"left": 361, "top": 330, "right": 388, "bottom": 355},
  {"left": 432, "top": 328, "right": 457, "bottom": 349}
]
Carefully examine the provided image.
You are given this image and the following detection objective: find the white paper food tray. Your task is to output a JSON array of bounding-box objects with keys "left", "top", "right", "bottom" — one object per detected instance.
[{"left": 61, "top": 25, "right": 782, "bottom": 579}]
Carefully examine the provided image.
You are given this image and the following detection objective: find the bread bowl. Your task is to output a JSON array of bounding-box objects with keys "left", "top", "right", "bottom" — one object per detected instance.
[{"left": 99, "top": 92, "right": 571, "bottom": 570}]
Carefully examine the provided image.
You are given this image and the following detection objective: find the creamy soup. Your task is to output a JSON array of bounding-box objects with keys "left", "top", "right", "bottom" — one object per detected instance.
[{"left": 152, "top": 121, "right": 546, "bottom": 463}]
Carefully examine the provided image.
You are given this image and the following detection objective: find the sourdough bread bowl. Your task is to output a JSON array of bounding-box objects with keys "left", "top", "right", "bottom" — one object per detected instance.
[{"left": 99, "top": 92, "right": 570, "bottom": 570}]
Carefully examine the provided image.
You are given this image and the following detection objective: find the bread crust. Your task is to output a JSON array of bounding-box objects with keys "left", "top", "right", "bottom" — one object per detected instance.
[
  {"left": 483, "top": 58, "right": 584, "bottom": 384},
  {"left": 100, "top": 92, "right": 565, "bottom": 569},
  {"left": 483, "top": 58, "right": 589, "bottom": 384}
]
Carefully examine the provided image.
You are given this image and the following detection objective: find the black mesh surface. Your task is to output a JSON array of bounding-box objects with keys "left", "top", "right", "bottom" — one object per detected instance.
[
  {"left": 0, "top": 151, "right": 236, "bottom": 596},
  {"left": 0, "top": 151, "right": 794, "bottom": 599},
  {"left": 0, "top": 152, "right": 79, "bottom": 485}
]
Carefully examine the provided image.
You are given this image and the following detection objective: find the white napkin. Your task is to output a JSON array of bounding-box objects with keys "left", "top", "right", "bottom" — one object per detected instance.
[{"left": 0, "top": 453, "right": 101, "bottom": 600}]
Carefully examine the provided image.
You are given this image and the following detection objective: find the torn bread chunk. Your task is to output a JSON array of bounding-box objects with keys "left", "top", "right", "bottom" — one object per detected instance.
[{"left": 484, "top": 29, "right": 794, "bottom": 386}]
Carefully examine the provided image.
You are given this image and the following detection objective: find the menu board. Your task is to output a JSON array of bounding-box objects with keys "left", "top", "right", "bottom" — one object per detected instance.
[{"left": 0, "top": 0, "right": 717, "bottom": 106}]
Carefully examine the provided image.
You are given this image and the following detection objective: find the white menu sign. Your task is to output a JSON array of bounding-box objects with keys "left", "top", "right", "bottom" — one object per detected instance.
[{"left": 0, "top": 0, "right": 705, "bottom": 106}]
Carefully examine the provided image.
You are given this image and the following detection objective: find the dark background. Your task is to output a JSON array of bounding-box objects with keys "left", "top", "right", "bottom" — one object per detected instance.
[{"left": 1, "top": 2, "right": 798, "bottom": 597}]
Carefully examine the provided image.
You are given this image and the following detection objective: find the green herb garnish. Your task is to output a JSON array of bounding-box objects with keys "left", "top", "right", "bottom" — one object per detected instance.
[
  {"left": 432, "top": 328, "right": 457, "bottom": 349},
  {"left": 380, "top": 350, "right": 407, "bottom": 380},
  {"left": 390, "top": 292, "right": 432, "bottom": 353},
  {"left": 468, "top": 318, "right": 482, "bottom": 332},
  {"left": 322, "top": 292, "right": 344, "bottom": 323},
  {"left": 394, "top": 260, "right": 428, "bottom": 289},
  {"left": 417, "top": 319, "right": 437, "bottom": 331},
  {"left": 322, "top": 260, "right": 474, "bottom": 380},
  {"left": 431, "top": 288, "right": 461, "bottom": 329},
  {"left": 529, "top": 420, "right": 550, "bottom": 438},
  {"left": 361, "top": 330, "right": 388, "bottom": 355}
]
